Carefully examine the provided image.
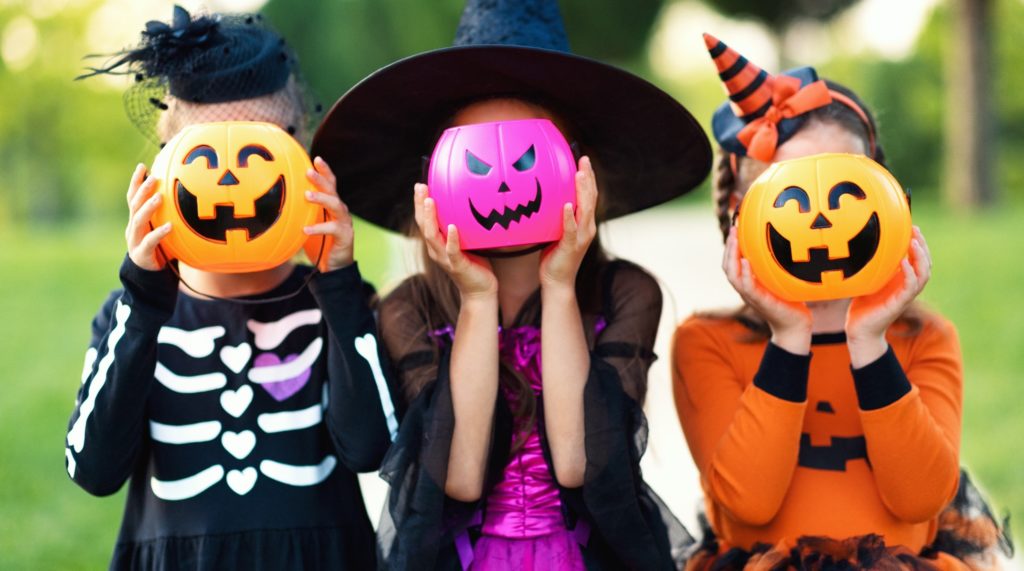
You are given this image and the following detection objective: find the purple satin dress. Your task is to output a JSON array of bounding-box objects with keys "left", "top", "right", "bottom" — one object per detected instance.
[{"left": 468, "top": 326, "right": 586, "bottom": 571}]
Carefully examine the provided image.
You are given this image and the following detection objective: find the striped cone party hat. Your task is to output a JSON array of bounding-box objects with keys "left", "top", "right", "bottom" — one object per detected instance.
[{"left": 704, "top": 33, "right": 774, "bottom": 120}]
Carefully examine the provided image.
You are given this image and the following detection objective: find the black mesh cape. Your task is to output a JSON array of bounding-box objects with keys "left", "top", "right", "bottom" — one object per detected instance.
[{"left": 376, "top": 259, "right": 692, "bottom": 570}]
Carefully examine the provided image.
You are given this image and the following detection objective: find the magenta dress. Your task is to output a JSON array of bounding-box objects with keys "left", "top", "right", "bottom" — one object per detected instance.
[{"left": 467, "top": 327, "right": 586, "bottom": 571}]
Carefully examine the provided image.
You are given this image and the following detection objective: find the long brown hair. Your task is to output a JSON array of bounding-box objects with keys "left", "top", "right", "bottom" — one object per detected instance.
[
  {"left": 405, "top": 96, "right": 614, "bottom": 450},
  {"left": 707, "top": 79, "right": 924, "bottom": 338},
  {"left": 405, "top": 220, "right": 611, "bottom": 450}
]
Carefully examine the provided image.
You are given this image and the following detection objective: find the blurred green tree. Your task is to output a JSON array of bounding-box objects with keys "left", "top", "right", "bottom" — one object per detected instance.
[
  {"left": 945, "top": 0, "right": 996, "bottom": 208},
  {"left": 261, "top": 0, "right": 665, "bottom": 107},
  {"left": 698, "top": 0, "right": 860, "bottom": 65},
  {"left": 820, "top": 0, "right": 1023, "bottom": 207}
]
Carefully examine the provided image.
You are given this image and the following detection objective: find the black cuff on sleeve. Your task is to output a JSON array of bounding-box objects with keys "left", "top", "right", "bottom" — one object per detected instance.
[
  {"left": 119, "top": 254, "right": 178, "bottom": 315},
  {"left": 309, "top": 262, "right": 364, "bottom": 298},
  {"left": 852, "top": 346, "right": 912, "bottom": 411},
  {"left": 753, "top": 342, "right": 811, "bottom": 403}
]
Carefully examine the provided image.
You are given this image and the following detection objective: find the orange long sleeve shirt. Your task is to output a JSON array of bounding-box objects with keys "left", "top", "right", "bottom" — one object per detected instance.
[{"left": 671, "top": 314, "right": 962, "bottom": 553}]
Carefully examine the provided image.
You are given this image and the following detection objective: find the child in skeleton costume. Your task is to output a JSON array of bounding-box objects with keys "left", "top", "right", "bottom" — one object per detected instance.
[
  {"left": 311, "top": 1, "right": 710, "bottom": 569},
  {"left": 672, "top": 35, "right": 1013, "bottom": 570},
  {"left": 66, "top": 7, "right": 399, "bottom": 569}
]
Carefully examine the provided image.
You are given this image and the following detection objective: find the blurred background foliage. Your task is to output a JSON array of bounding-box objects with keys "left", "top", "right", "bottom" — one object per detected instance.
[
  {"left": 1, "top": 0, "right": 1023, "bottom": 227},
  {"left": 1, "top": 0, "right": 1022, "bottom": 567}
]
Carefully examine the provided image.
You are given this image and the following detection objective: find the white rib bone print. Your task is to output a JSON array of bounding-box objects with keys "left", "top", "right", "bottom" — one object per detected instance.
[{"left": 146, "top": 311, "right": 337, "bottom": 501}]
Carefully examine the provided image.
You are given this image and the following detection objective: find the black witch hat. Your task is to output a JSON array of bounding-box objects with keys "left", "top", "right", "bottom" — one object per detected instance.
[{"left": 312, "top": 0, "right": 711, "bottom": 232}]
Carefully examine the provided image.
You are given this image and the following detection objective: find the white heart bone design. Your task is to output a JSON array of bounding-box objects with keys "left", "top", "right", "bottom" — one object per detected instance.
[
  {"left": 219, "top": 385, "right": 254, "bottom": 418},
  {"left": 219, "top": 343, "right": 252, "bottom": 374},
  {"left": 226, "top": 467, "right": 257, "bottom": 495},
  {"left": 221, "top": 430, "right": 256, "bottom": 460}
]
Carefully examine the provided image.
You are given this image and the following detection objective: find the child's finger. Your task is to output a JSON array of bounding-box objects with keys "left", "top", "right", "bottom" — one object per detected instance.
[
  {"left": 305, "top": 190, "right": 349, "bottom": 222},
  {"left": 445, "top": 224, "right": 464, "bottom": 262},
  {"left": 306, "top": 167, "right": 339, "bottom": 199},
  {"left": 575, "top": 156, "right": 598, "bottom": 225},
  {"left": 129, "top": 192, "right": 163, "bottom": 245},
  {"left": 739, "top": 258, "right": 756, "bottom": 296},
  {"left": 560, "top": 203, "right": 578, "bottom": 247},
  {"left": 420, "top": 197, "right": 448, "bottom": 258},
  {"left": 137, "top": 223, "right": 171, "bottom": 257},
  {"left": 126, "top": 163, "right": 147, "bottom": 204},
  {"left": 302, "top": 220, "right": 344, "bottom": 237},
  {"left": 912, "top": 226, "right": 931, "bottom": 261},
  {"left": 909, "top": 238, "right": 930, "bottom": 284},
  {"left": 129, "top": 177, "right": 158, "bottom": 214},
  {"left": 723, "top": 230, "right": 739, "bottom": 280},
  {"left": 413, "top": 184, "right": 427, "bottom": 228},
  {"left": 313, "top": 156, "right": 337, "bottom": 186}
]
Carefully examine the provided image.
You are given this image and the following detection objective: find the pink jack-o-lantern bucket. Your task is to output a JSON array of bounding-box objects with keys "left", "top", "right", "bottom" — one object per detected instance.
[{"left": 428, "top": 118, "right": 578, "bottom": 250}]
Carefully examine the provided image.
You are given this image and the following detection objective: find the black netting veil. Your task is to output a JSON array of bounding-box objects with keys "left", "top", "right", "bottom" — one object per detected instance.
[{"left": 78, "top": 5, "right": 321, "bottom": 145}]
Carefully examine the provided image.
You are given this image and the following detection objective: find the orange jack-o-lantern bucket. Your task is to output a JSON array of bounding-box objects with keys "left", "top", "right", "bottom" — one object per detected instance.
[
  {"left": 737, "top": 153, "right": 912, "bottom": 302},
  {"left": 150, "top": 121, "right": 322, "bottom": 273}
]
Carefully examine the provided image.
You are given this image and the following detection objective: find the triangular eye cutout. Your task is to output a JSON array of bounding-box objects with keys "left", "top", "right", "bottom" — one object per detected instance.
[
  {"left": 512, "top": 145, "right": 536, "bottom": 172},
  {"left": 465, "top": 150, "right": 492, "bottom": 175}
]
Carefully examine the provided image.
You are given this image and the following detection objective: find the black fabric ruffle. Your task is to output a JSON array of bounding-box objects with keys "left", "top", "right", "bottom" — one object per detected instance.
[
  {"left": 683, "top": 468, "right": 1012, "bottom": 571},
  {"left": 111, "top": 525, "right": 375, "bottom": 571},
  {"left": 376, "top": 347, "right": 690, "bottom": 570}
]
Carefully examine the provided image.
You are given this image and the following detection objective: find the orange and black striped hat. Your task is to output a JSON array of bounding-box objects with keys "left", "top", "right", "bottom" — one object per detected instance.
[{"left": 705, "top": 33, "right": 847, "bottom": 162}]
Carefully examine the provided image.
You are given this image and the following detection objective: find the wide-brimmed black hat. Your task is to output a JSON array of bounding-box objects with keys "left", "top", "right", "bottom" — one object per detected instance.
[{"left": 312, "top": 0, "right": 711, "bottom": 232}]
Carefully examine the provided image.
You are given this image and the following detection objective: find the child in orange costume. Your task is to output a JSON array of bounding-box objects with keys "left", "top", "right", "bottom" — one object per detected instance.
[{"left": 672, "top": 35, "right": 1011, "bottom": 570}]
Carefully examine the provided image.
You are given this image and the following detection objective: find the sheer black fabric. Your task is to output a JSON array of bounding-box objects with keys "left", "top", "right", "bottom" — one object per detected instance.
[{"left": 376, "top": 260, "right": 692, "bottom": 570}]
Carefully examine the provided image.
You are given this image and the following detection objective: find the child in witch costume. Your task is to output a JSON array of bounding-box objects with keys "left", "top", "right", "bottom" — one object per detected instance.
[
  {"left": 312, "top": 1, "right": 710, "bottom": 569},
  {"left": 67, "top": 7, "right": 399, "bottom": 569},
  {"left": 672, "top": 35, "right": 1013, "bottom": 570}
]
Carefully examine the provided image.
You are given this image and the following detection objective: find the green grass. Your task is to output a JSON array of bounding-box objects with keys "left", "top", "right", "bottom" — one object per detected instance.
[
  {"left": 0, "top": 219, "right": 393, "bottom": 570},
  {"left": 0, "top": 206, "right": 1021, "bottom": 568},
  {"left": 912, "top": 203, "right": 1024, "bottom": 537}
]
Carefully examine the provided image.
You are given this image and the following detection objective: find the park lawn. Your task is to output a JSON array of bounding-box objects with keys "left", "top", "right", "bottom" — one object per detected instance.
[
  {"left": 0, "top": 205, "right": 1021, "bottom": 568},
  {"left": 0, "top": 219, "right": 394, "bottom": 569}
]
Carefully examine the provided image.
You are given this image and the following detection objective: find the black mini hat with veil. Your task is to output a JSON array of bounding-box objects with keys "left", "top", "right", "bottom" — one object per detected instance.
[{"left": 78, "top": 5, "right": 318, "bottom": 144}]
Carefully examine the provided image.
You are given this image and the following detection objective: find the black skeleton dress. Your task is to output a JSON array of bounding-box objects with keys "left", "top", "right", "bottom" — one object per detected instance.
[
  {"left": 65, "top": 256, "right": 400, "bottom": 570},
  {"left": 375, "top": 259, "right": 693, "bottom": 570}
]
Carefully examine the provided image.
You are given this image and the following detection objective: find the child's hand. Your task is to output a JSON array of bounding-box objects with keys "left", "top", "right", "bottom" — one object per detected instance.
[
  {"left": 414, "top": 183, "right": 497, "bottom": 299},
  {"left": 723, "top": 226, "right": 813, "bottom": 354},
  {"left": 846, "top": 226, "right": 931, "bottom": 367},
  {"left": 538, "top": 156, "right": 598, "bottom": 292},
  {"left": 303, "top": 157, "right": 354, "bottom": 272},
  {"left": 126, "top": 164, "right": 171, "bottom": 271}
]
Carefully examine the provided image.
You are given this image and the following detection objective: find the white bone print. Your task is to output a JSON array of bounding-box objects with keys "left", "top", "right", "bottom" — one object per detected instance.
[
  {"left": 221, "top": 431, "right": 256, "bottom": 459},
  {"left": 353, "top": 333, "right": 399, "bottom": 441},
  {"left": 226, "top": 468, "right": 257, "bottom": 495},
  {"left": 155, "top": 362, "right": 226, "bottom": 394},
  {"left": 151, "top": 465, "right": 224, "bottom": 501},
  {"left": 150, "top": 420, "right": 222, "bottom": 444},
  {"left": 260, "top": 456, "right": 337, "bottom": 486},
  {"left": 80, "top": 348, "right": 98, "bottom": 384},
  {"left": 247, "top": 309, "right": 322, "bottom": 350},
  {"left": 219, "top": 343, "right": 252, "bottom": 374},
  {"left": 158, "top": 325, "right": 225, "bottom": 358},
  {"left": 68, "top": 301, "right": 131, "bottom": 453},
  {"left": 257, "top": 403, "right": 322, "bottom": 434},
  {"left": 220, "top": 385, "right": 254, "bottom": 418},
  {"left": 65, "top": 448, "right": 77, "bottom": 478},
  {"left": 248, "top": 338, "right": 322, "bottom": 384}
]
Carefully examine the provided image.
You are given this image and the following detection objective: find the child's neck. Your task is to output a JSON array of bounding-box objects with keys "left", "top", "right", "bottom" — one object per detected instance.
[
  {"left": 808, "top": 298, "right": 851, "bottom": 334},
  {"left": 176, "top": 262, "right": 296, "bottom": 300},
  {"left": 490, "top": 251, "right": 541, "bottom": 328}
]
